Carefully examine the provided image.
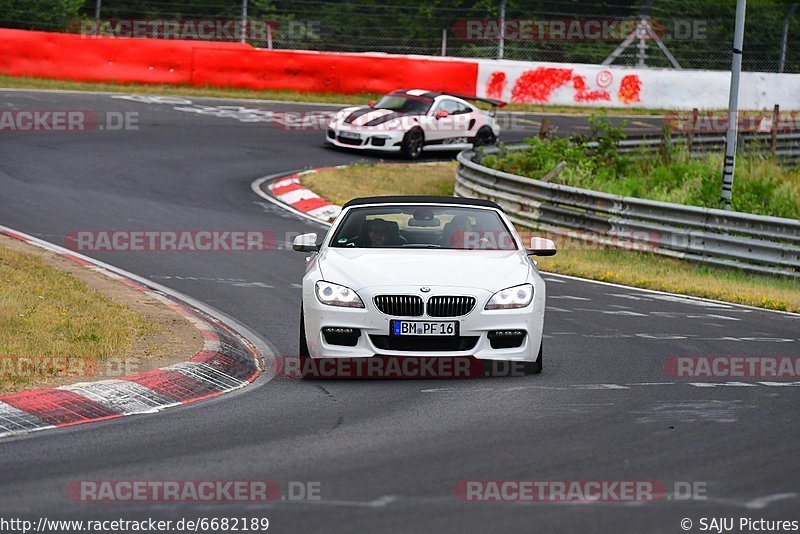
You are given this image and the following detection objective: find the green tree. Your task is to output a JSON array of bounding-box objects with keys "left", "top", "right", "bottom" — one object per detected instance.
[{"left": 0, "top": 0, "right": 84, "bottom": 31}]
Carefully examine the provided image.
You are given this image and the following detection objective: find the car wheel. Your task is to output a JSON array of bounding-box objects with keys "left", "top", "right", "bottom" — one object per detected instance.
[
  {"left": 474, "top": 126, "right": 497, "bottom": 147},
  {"left": 401, "top": 128, "right": 424, "bottom": 159},
  {"left": 298, "top": 306, "right": 312, "bottom": 378},
  {"left": 299, "top": 308, "right": 309, "bottom": 357},
  {"left": 521, "top": 342, "right": 543, "bottom": 375}
]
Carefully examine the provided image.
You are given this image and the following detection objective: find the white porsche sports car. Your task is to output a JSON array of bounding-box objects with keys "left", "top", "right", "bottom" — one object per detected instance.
[
  {"left": 293, "top": 196, "right": 556, "bottom": 374},
  {"left": 325, "top": 89, "right": 504, "bottom": 159}
]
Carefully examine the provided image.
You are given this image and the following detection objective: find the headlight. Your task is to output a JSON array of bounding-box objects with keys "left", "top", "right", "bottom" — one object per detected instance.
[
  {"left": 485, "top": 283, "right": 533, "bottom": 310},
  {"left": 315, "top": 281, "right": 364, "bottom": 308}
]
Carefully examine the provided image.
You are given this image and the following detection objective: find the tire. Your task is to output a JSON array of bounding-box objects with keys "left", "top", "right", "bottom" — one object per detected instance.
[
  {"left": 298, "top": 306, "right": 312, "bottom": 378},
  {"left": 521, "top": 342, "right": 543, "bottom": 375},
  {"left": 299, "top": 306, "right": 310, "bottom": 358},
  {"left": 400, "top": 128, "right": 424, "bottom": 160},
  {"left": 473, "top": 126, "right": 497, "bottom": 147}
]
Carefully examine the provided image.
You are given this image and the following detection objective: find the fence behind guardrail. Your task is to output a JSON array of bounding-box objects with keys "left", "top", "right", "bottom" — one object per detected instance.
[{"left": 1, "top": 0, "right": 797, "bottom": 73}]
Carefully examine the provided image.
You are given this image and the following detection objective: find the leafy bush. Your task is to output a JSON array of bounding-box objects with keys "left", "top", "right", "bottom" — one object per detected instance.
[
  {"left": 581, "top": 114, "right": 628, "bottom": 169},
  {"left": 483, "top": 115, "right": 626, "bottom": 183}
]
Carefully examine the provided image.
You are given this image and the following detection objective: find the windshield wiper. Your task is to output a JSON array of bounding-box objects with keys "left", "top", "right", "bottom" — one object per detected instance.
[{"left": 401, "top": 244, "right": 442, "bottom": 248}]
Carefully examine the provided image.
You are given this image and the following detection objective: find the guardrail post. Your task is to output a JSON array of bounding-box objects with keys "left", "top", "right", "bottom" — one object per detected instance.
[
  {"left": 688, "top": 108, "right": 698, "bottom": 155},
  {"left": 771, "top": 104, "right": 780, "bottom": 156},
  {"left": 539, "top": 117, "right": 550, "bottom": 139}
]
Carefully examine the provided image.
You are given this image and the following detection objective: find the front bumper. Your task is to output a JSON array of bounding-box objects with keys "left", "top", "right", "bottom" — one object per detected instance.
[
  {"left": 325, "top": 126, "right": 404, "bottom": 152},
  {"left": 302, "top": 282, "right": 546, "bottom": 362}
]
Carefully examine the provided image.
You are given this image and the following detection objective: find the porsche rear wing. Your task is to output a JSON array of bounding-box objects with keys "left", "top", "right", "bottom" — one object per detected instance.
[{"left": 445, "top": 94, "right": 507, "bottom": 115}]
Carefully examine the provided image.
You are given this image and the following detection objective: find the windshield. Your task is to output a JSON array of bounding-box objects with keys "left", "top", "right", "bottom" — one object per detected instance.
[
  {"left": 372, "top": 94, "right": 433, "bottom": 114},
  {"left": 329, "top": 205, "right": 518, "bottom": 250}
]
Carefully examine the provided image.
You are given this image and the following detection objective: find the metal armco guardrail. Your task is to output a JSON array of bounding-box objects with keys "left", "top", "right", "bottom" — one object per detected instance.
[
  {"left": 455, "top": 145, "right": 800, "bottom": 278},
  {"left": 613, "top": 132, "right": 800, "bottom": 164}
]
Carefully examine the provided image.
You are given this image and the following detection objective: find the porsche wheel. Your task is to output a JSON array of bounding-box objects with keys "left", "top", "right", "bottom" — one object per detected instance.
[
  {"left": 474, "top": 126, "right": 497, "bottom": 147},
  {"left": 401, "top": 128, "right": 424, "bottom": 160}
]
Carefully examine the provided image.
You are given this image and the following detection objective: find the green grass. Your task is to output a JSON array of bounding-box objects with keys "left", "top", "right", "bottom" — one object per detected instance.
[
  {"left": 533, "top": 245, "right": 800, "bottom": 313},
  {"left": 0, "top": 244, "right": 157, "bottom": 392},
  {"left": 303, "top": 162, "right": 456, "bottom": 205},
  {"left": 0, "top": 74, "right": 681, "bottom": 115},
  {"left": 482, "top": 137, "right": 800, "bottom": 219},
  {"left": 300, "top": 161, "right": 800, "bottom": 313}
]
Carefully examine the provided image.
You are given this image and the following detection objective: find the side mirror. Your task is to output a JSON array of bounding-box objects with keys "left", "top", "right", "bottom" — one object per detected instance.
[
  {"left": 435, "top": 110, "right": 449, "bottom": 120},
  {"left": 368, "top": 100, "right": 376, "bottom": 107},
  {"left": 293, "top": 233, "right": 319, "bottom": 252},
  {"left": 526, "top": 237, "right": 557, "bottom": 256}
]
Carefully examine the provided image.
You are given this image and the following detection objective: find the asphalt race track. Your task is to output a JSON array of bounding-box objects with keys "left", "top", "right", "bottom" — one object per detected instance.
[{"left": 1, "top": 90, "right": 798, "bottom": 533}]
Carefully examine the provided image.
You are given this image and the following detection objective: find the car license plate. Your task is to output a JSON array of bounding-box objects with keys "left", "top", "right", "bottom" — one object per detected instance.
[
  {"left": 390, "top": 320, "right": 458, "bottom": 336},
  {"left": 338, "top": 131, "right": 360, "bottom": 140}
]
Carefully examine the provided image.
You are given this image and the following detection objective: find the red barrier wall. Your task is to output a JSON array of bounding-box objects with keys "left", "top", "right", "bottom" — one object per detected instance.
[
  {"left": 191, "top": 47, "right": 478, "bottom": 94},
  {"left": 0, "top": 29, "right": 478, "bottom": 95}
]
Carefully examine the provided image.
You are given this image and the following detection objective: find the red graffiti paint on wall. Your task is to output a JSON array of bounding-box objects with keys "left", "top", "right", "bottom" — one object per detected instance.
[
  {"left": 510, "top": 67, "right": 573, "bottom": 103},
  {"left": 485, "top": 71, "right": 507, "bottom": 99},
  {"left": 572, "top": 75, "right": 610, "bottom": 102},
  {"left": 618, "top": 74, "right": 642, "bottom": 104}
]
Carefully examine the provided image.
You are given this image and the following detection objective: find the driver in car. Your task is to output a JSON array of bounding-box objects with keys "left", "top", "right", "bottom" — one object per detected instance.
[{"left": 367, "top": 218, "right": 390, "bottom": 247}]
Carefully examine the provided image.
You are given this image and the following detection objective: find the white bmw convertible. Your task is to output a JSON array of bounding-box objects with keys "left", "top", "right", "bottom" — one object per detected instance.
[{"left": 293, "top": 196, "right": 556, "bottom": 374}]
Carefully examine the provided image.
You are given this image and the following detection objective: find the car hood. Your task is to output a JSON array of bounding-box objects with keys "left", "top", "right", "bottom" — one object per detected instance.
[
  {"left": 335, "top": 106, "right": 423, "bottom": 127},
  {"left": 317, "top": 248, "right": 532, "bottom": 291}
]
